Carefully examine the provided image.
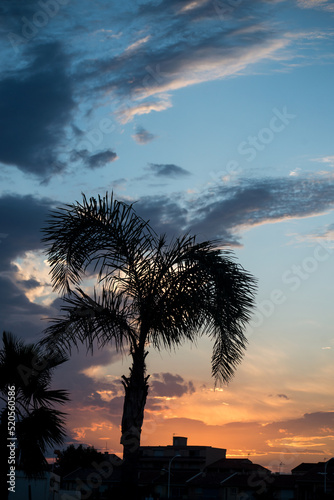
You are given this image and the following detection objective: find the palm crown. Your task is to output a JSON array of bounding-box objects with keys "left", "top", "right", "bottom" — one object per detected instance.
[
  {"left": 0, "top": 332, "right": 69, "bottom": 480},
  {"left": 42, "top": 192, "right": 256, "bottom": 383}
]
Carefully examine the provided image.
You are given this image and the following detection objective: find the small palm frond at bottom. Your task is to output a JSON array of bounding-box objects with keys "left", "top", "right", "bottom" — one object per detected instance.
[{"left": 16, "top": 406, "right": 67, "bottom": 476}]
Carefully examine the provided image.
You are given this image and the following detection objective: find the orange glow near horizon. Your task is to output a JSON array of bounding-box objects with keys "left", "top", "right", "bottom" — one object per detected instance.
[
  {"left": 62, "top": 385, "right": 334, "bottom": 474},
  {"left": 55, "top": 325, "right": 334, "bottom": 475}
]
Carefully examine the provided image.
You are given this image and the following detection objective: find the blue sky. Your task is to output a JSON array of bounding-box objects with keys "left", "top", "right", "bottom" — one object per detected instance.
[{"left": 1, "top": 0, "right": 334, "bottom": 471}]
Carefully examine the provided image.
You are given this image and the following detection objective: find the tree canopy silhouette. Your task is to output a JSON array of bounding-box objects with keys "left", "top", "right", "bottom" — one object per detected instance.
[
  {"left": 0, "top": 331, "right": 69, "bottom": 498},
  {"left": 42, "top": 192, "right": 257, "bottom": 494},
  {"left": 55, "top": 444, "right": 106, "bottom": 476}
]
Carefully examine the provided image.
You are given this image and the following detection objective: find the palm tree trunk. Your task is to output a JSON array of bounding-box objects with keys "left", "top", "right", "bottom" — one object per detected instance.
[{"left": 120, "top": 346, "right": 149, "bottom": 496}]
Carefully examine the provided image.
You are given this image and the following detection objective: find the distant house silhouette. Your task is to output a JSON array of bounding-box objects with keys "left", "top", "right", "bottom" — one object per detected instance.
[
  {"left": 291, "top": 461, "right": 334, "bottom": 499},
  {"left": 58, "top": 438, "right": 334, "bottom": 499},
  {"left": 139, "top": 435, "right": 226, "bottom": 470}
]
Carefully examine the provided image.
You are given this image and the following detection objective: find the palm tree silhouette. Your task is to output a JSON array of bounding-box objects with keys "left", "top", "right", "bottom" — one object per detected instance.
[
  {"left": 0, "top": 332, "right": 69, "bottom": 498},
  {"left": 41, "top": 192, "right": 257, "bottom": 494}
]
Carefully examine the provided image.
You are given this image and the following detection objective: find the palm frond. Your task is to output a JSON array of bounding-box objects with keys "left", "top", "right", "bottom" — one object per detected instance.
[
  {"left": 42, "top": 286, "right": 136, "bottom": 354},
  {"left": 31, "top": 388, "right": 70, "bottom": 408},
  {"left": 42, "top": 192, "right": 156, "bottom": 295},
  {"left": 0, "top": 332, "right": 69, "bottom": 477},
  {"left": 142, "top": 237, "right": 257, "bottom": 383},
  {"left": 17, "top": 406, "right": 67, "bottom": 476}
]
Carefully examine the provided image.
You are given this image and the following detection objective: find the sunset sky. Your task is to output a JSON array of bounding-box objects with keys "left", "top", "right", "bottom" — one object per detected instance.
[{"left": 1, "top": 0, "right": 334, "bottom": 473}]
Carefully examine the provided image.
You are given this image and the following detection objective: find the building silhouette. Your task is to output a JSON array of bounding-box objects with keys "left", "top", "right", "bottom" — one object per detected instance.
[{"left": 18, "top": 436, "right": 334, "bottom": 499}]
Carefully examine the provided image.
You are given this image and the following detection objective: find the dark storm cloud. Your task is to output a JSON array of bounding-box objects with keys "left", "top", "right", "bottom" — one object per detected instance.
[
  {"left": 0, "top": 193, "right": 54, "bottom": 270},
  {"left": 76, "top": 149, "right": 118, "bottom": 169},
  {"left": 106, "top": 396, "right": 124, "bottom": 424},
  {"left": 0, "top": 276, "right": 47, "bottom": 317},
  {"left": 17, "top": 278, "right": 42, "bottom": 290},
  {"left": 148, "top": 163, "right": 191, "bottom": 177},
  {"left": 132, "top": 126, "right": 157, "bottom": 144},
  {"left": 151, "top": 372, "right": 196, "bottom": 398},
  {"left": 44, "top": 341, "right": 125, "bottom": 427},
  {"left": 52, "top": 345, "right": 123, "bottom": 399},
  {"left": 0, "top": 275, "right": 52, "bottom": 340},
  {"left": 2, "top": 0, "right": 72, "bottom": 54},
  {"left": 0, "top": 0, "right": 38, "bottom": 32},
  {"left": 101, "top": 372, "right": 197, "bottom": 425},
  {"left": 63, "top": 370, "right": 198, "bottom": 428},
  {"left": 0, "top": 193, "right": 56, "bottom": 337},
  {"left": 0, "top": 42, "right": 74, "bottom": 178},
  {"left": 59, "top": 362, "right": 125, "bottom": 427}
]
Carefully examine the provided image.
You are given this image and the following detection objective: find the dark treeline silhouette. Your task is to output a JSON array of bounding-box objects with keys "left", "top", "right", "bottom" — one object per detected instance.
[{"left": 55, "top": 444, "right": 107, "bottom": 476}]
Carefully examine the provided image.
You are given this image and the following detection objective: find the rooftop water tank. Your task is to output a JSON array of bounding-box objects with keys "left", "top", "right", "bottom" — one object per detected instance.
[{"left": 173, "top": 436, "right": 187, "bottom": 447}]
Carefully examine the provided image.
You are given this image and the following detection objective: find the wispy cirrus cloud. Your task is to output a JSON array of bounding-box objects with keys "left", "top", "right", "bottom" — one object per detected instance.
[
  {"left": 80, "top": 1, "right": 289, "bottom": 123},
  {"left": 297, "top": 0, "right": 334, "bottom": 12},
  {"left": 311, "top": 155, "right": 334, "bottom": 169},
  {"left": 136, "top": 174, "right": 334, "bottom": 243},
  {"left": 124, "top": 35, "right": 151, "bottom": 53},
  {"left": 104, "top": 36, "right": 288, "bottom": 122},
  {"left": 117, "top": 98, "right": 173, "bottom": 123}
]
